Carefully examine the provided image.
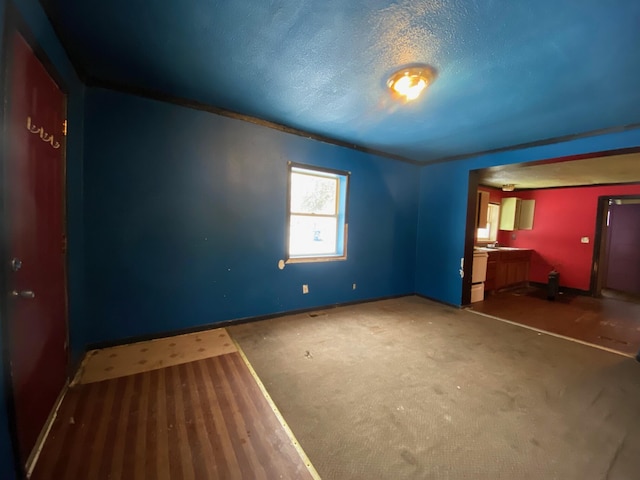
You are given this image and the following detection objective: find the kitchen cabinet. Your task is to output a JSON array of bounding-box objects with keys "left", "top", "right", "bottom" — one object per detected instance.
[
  {"left": 519, "top": 200, "right": 535, "bottom": 229},
  {"left": 476, "top": 190, "right": 490, "bottom": 227},
  {"left": 499, "top": 198, "right": 535, "bottom": 231},
  {"left": 484, "top": 249, "right": 531, "bottom": 291},
  {"left": 485, "top": 251, "right": 498, "bottom": 291}
]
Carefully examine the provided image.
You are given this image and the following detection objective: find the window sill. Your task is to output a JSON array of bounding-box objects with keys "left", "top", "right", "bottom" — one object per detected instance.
[{"left": 286, "top": 254, "right": 347, "bottom": 264}]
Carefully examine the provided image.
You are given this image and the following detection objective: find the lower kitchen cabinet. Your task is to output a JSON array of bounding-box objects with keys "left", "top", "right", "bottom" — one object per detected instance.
[
  {"left": 485, "top": 249, "right": 531, "bottom": 291},
  {"left": 485, "top": 251, "right": 498, "bottom": 291}
]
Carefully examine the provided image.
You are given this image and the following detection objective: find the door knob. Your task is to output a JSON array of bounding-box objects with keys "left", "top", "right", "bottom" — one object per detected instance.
[{"left": 10, "top": 290, "right": 35, "bottom": 299}]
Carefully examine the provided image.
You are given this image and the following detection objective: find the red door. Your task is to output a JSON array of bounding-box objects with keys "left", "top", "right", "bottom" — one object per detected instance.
[{"left": 5, "top": 31, "right": 69, "bottom": 466}]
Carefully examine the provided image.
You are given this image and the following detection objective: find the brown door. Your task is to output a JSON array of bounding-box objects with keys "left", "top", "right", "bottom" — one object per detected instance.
[{"left": 4, "top": 31, "right": 68, "bottom": 465}]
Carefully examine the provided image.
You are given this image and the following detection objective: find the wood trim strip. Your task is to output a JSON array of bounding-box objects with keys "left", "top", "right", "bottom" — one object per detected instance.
[
  {"left": 231, "top": 337, "right": 322, "bottom": 480},
  {"left": 86, "top": 79, "right": 420, "bottom": 165},
  {"left": 24, "top": 381, "right": 69, "bottom": 477},
  {"left": 468, "top": 309, "right": 634, "bottom": 358}
]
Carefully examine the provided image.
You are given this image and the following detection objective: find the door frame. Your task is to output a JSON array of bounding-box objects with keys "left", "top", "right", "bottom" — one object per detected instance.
[
  {"left": 590, "top": 194, "right": 640, "bottom": 296},
  {"left": 463, "top": 147, "right": 640, "bottom": 306},
  {"left": 0, "top": 3, "right": 71, "bottom": 477}
]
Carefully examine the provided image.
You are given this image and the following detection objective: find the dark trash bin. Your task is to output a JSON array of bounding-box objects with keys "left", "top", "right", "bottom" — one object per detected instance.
[{"left": 547, "top": 270, "right": 559, "bottom": 300}]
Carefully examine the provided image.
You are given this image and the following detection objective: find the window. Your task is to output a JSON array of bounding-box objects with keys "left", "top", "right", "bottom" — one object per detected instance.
[
  {"left": 287, "top": 164, "right": 349, "bottom": 262},
  {"left": 476, "top": 203, "right": 500, "bottom": 242}
]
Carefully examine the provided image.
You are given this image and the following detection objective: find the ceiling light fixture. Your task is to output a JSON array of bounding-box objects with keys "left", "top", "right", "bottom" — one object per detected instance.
[
  {"left": 387, "top": 65, "right": 437, "bottom": 102},
  {"left": 502, "top": 184, "right": 516, "bottom": 192}
]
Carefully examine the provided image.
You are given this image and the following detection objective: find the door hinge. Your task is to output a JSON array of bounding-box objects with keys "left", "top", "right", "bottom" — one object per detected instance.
[{"left": 63, "top": 119, "right": 68, "bottom": 136}]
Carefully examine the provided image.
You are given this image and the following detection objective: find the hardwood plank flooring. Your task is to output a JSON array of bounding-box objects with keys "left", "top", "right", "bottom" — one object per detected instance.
[
  {"left": 31, "top": 353, "right": 315, "bottom": 480},
  {"left": 471, "top": 286, "right": 640, "bottom": 355}
]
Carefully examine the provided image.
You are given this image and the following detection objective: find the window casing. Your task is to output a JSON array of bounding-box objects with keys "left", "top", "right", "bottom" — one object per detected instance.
[{"left": 286, "top": 164, "right": 349, "bottom": 263}]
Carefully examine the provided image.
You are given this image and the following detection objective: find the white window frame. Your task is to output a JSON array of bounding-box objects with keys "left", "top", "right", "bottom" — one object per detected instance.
[{"left": 286, "top": 163, "right": 349, "bottom": 263}]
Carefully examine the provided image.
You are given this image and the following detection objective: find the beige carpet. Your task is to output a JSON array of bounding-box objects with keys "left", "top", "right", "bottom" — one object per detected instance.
[{"left": 230, "top": 296, "right": 640, "bottom": 480}]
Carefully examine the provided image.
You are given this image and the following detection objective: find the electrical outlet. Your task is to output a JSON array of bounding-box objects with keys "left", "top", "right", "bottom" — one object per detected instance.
[
  {"left": 352, "top": 283, "right": 357, "bottom": 290},
  {"left": 302, "top": 284, "right": 309, "bottom": 294}
]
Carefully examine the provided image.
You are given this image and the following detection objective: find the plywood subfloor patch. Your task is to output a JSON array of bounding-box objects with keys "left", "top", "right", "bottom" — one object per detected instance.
[{"left": 78, "top": 329, "right": 236, "bottom": 384}]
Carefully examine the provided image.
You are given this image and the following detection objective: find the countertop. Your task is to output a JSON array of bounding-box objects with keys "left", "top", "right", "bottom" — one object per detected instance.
[{"left": 474, "top": 246, "right": 533, "bottom": 252}]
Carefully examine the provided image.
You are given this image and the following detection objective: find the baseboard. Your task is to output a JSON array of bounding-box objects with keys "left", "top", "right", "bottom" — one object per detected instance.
[
  {"left": 85, "top": 293, "right": 413, "bottom": 351},
  {"left": 414, "top": 293, "right": 462, "bottom": 309},
  {"left": 529, "top": 281, "right": 591, "bottom": 296}
]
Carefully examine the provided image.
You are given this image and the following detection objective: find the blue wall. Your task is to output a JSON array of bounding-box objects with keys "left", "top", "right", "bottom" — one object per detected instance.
[
  {"left": 415, "top": 128, "right": 640, "bottom": 306},
  {"left": 82, "top": 88, "right": 419, "bottom": 346},
  {"left": 0, "top": 0, "right": 85, "bottom": 477}
]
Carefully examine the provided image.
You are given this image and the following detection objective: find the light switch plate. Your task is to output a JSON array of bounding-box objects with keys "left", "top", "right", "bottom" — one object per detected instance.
[{"left": 581, "top": 237, "right": 589, "bottom": 244}]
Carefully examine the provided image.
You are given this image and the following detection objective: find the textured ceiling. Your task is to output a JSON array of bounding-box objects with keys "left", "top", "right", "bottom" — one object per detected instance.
[
  {"left": 42, "top": 0, "right": 640, "bottom": 163},
  {"left": 479, "top": 152, "right": 640, "bottom": 190}
]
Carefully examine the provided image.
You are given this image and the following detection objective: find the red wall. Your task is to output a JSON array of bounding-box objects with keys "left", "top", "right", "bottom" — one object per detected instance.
[{"left": 495, "top": 184, "right": 640, "bottom": 291}]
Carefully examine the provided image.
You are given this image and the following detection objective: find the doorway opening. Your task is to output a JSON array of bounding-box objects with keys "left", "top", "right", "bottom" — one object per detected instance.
[
  {"left": 592, "top": 195, "right": 640, "bottom": 302},
  {"left": 462, "top": 149, "right": 640, "bottom": 355}
]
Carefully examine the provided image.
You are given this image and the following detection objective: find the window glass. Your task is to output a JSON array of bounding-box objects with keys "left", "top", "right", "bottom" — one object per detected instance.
[
  {"left": 290, "top": 173, "right": 337, "bottom": 215},
  {"left": 289, "top": 216, "right": 338, "bottom": 256}
]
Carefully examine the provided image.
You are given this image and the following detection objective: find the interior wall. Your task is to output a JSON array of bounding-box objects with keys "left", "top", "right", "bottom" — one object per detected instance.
[
  {"left": 0, "top": 0, "right": 85, "bottom": 477},
  {"left": 82, "top": 87, "right": 419, "bottom": 347},
  {"left": 416, "top": 128, "right": 640, "bottom": 306},
  {"left": 496, "top": 184, "right": 640, "bottom": 291}
]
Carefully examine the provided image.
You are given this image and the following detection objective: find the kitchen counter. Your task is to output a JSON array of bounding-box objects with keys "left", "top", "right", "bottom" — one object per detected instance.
[{"left": 474, "top": 246, "right": 533, "bottom": 252}]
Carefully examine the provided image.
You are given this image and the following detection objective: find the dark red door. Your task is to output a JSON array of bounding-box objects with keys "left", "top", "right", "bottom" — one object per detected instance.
[{"left": 5, "top": 31, "right": 68, "bottom": 466}]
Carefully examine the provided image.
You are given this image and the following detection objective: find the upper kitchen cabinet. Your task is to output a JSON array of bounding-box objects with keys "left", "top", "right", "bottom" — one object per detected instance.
[
  {"left": 518, "top": 199, "right": 535, "bottom": 229},
  {"left": 476, "top": 190, "right": 490, "bottom": 227},
  {"left": 499, "top": 197, "right": 535, "bottom": 231}
]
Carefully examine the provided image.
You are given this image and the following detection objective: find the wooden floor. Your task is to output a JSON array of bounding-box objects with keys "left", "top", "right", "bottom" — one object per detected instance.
[
  {"left": 471, "top": 286, "right": 640, "bottom": 356},
  {"left": 31, "top": 352, "right": 315, "bottom": 480}
]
